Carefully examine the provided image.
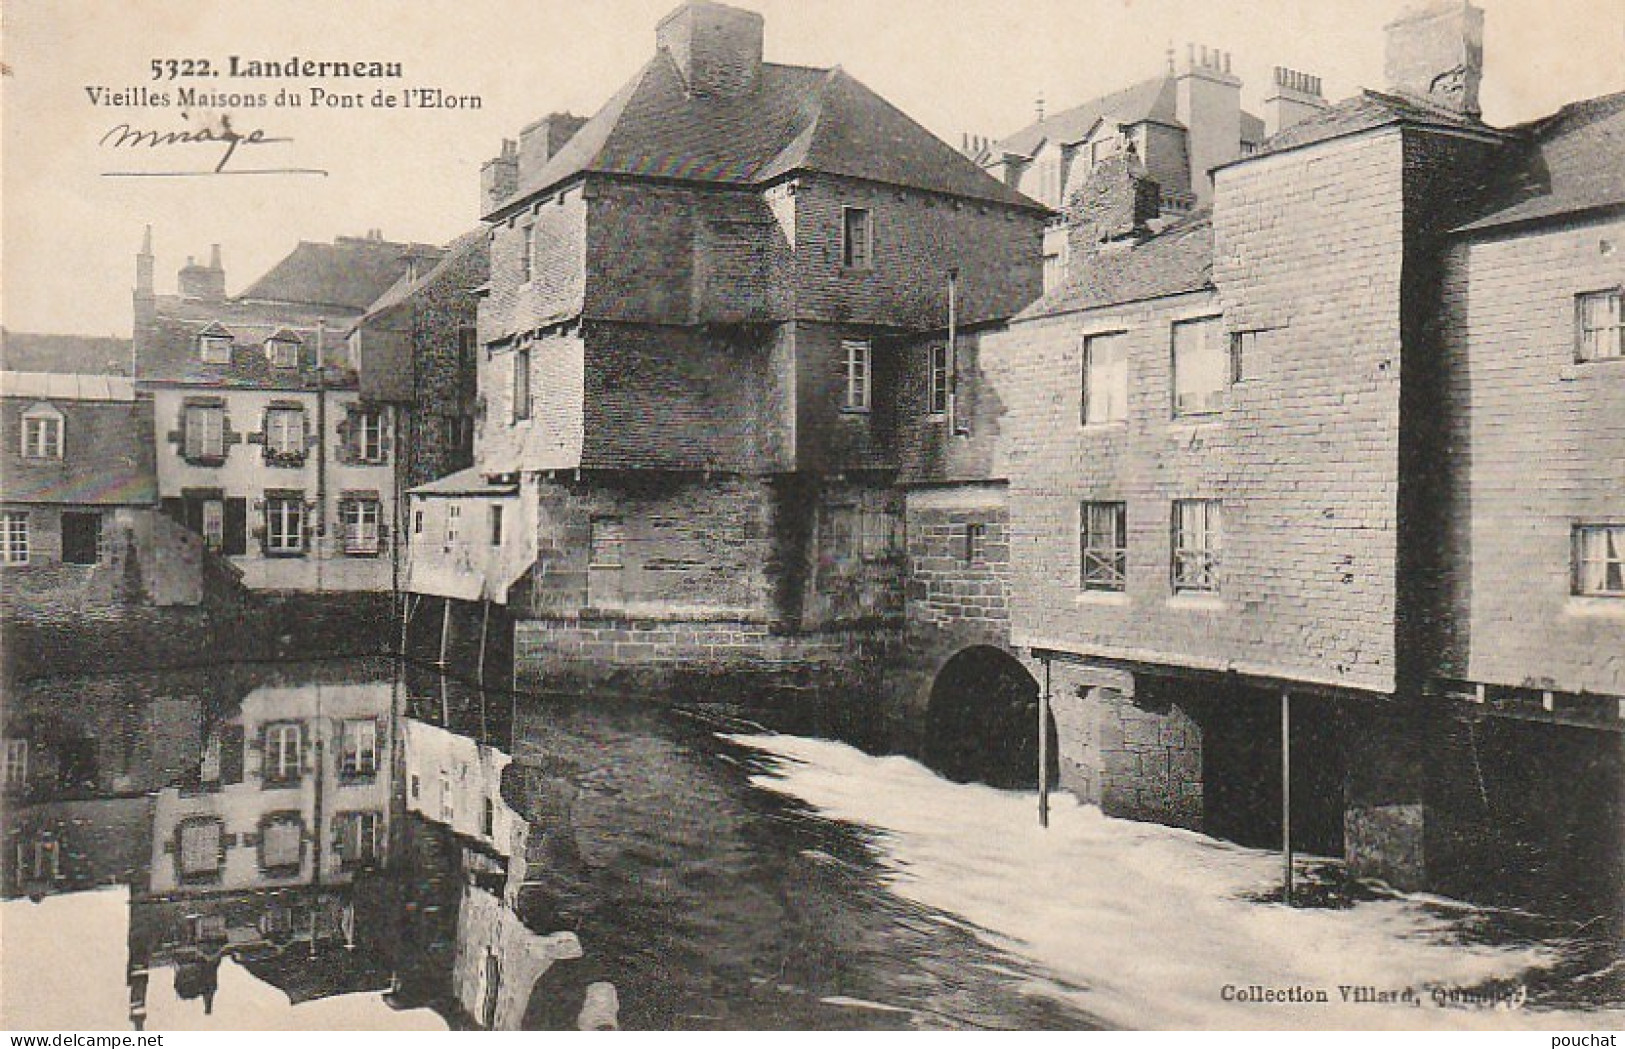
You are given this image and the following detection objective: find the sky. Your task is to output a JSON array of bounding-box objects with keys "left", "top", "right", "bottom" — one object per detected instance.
[{"left": 3, "top": 0, "right": 1622, "bottom": 337}]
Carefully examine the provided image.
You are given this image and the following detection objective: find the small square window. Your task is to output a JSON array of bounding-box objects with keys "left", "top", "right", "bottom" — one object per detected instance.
[
  {"left": 199, "top": 334, "right": 233, "bottom": 364},
  {"left": 265, "top": 337, "right": 300, "bottom": 369},
  {"left": 1577, "top": 289, "right": 1624, "bottom": 362},
  {"left": 1573, "top": 524, "right": 1625, "bottom": 597},
  {"left": 842, "top": 207, "right": 873, "bottom": 269}
]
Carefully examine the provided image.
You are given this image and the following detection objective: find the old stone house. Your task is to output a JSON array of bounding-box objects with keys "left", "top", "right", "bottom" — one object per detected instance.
[
  {"left": 405, "top": 0, "right": 1047, "bottom": 688},
  {"left": 976, "top": 0, "right": 1622, "bottom": 913}
]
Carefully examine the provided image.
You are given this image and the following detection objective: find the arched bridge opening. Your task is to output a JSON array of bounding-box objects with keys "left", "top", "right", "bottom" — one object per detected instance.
[{"left": 923, "top": 645, "right": 1057, "bottom": 790}]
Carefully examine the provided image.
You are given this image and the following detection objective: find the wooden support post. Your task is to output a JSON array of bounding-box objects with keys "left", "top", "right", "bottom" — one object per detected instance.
[
  {"left": 1038, "top": 657, "right": 1051, "bottom": 829},
  {"left": 397, "top": 591, "right": 411, "bottom": 658},
  {"left": 1281, "top": 688, "right": 1293, "bottom": 905},
  {"left": 437, "top": 596, "right": 452, "bottom": 668},
  {"left": 476, "top": 598, "right": 491, "bottom": 689}
]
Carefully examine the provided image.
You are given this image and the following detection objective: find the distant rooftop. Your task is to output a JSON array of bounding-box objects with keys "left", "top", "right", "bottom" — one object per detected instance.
[{"left": 2, "top": 370, "right": 137, "bottom": 402}]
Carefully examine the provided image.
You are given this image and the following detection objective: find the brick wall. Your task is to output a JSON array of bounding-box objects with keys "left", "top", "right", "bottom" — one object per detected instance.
[
  {"left": 1437, "top": 215, "right": 1625, "bottom": 696},
  {"left": 903, "top": 486, "right": 1010, "bottom": 631}
]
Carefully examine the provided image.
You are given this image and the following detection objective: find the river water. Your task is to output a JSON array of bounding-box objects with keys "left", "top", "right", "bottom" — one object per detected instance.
[{"left": 1, "top": 658, "right": 1619, "bottom": 1031}]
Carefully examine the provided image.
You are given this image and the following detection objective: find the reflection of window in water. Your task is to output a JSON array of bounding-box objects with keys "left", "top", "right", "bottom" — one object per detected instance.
[
  {"left": 260, "top": 813, "right": 303, "bottom": 871},
  {"left": 340, "top": 719, "right": 378, "bottom": 778},
  {"left": 178, "top": 818, "right": 223, "bottom": 880},
  {"left": 2, "top": 738, "right": 28, "bottom": 789},
  {"left": 335, "top": 810, "right": 382, "bottom": 868}
]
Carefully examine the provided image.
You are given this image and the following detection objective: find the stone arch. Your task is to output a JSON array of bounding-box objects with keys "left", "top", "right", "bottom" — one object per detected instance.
[{"left": 923, "top": 645, "right": 1056, "bottom": 789}]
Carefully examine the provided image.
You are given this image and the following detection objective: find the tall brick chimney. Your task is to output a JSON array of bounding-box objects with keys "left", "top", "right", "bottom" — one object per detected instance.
[
  {"left": 1065, "top": 148, "right": 1161, "bottom": 263},
  {"left": 1264, "top": 67, "right": 1327, "bottom": 137},
  {"left": 1384, "top": 0, "right": 1484, "bottom": 119},
  {"left": 177, "top": 245, "right": 225, "bottom": 302},
  {"left": 481, "top": 138, "right": 519, "bottom": 215},
  {"left": 1176, "top": 44, "right": 1241, "bottom": 207},
  {"left": 656, "top": 1, "right": 764, "bottom": 100}
]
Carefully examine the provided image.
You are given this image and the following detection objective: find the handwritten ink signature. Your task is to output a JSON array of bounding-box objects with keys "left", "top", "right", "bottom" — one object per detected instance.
[{"left": 100, "top": 114, "right": 323, "bottom": 177}]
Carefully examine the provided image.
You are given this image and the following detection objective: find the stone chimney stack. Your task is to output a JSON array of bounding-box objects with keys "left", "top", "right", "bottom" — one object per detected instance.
[
  {"left": 1384, "top": 0, "right": 1484, "bottom": 119},
  {"left": 656, "top": 1, "right": 764, "bottom": 100},
  {"left": 481, "top": 138, "right": 519, "bottom": 215},
  {"left": 1065, "top": 148, "right": 1161, "bottom": 264},
  {"left": 517, "top": 113, "right": 587, "bottom": 187},
  {"left": 1264, "top": 66, "right": 1327, "bottom": 137},
  {"left": 1176, "top": 43, "right": 1242, "bottom": 207},
  {"left": 133, "top": 226, "right": 156, "bottom": 363},
  {"left": 177, "top": 246, "right": 225, "bottom": 302},
  {"left": 135, "top": 225, "right": 154, "bottom": 296}
]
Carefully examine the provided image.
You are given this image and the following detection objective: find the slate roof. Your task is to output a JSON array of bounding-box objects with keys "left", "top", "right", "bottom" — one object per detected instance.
[
  {"left": 355, "top": 228, "right": 489, "bottom": 329},
  {"left": 3, "top": 372, "right": 136, "bottom": 402},
  {"left": 0, "top": 331, "right": 133, "bottom": 376},
  {"left": 409, "top": 466, "right": 518, "bottom": 497},
  {"left": 238, "top": 237, "right": 445, "bottom": 310},
  {"left": 1456, "top": 90, "right": 1625, "bottom": 234},
  {"left": 1014, "top": 212, "right": 1215, "bottom": 320},
  {"left": 993, "top": 75, "right": 1266, "bottom": 160},
  {"left": 1, "top": 379, "right": 157, "bottom": 505},
  {"left": 492, "top": 52, "right": 1042, "bottom": 217},
  {"left": 1239, "top": 88, "right": 1491, "bottom": 162},
  {"left": 138, "top": 313, "right": 357, "bottom": 390}
]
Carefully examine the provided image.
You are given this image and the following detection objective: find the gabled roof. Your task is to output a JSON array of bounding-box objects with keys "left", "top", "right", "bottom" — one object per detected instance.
[
  {"left": 355, "top": 228, "right": 490, "bottom": 328},
  {"left": 1015, "top": 212, "right": 1215, "bottom": 321},
  {"left": 408, "top": 465, "right": 519, "bottom": 497},
  {"left": 238, "top": 237, "right": 445, "bottom": 311},
  {"left": 1456, "top": 90, "right": 1625, "bottom": 234},
  {"left": 1241, "top": 88, "right": 1494, "bottom": 162},
  {"left": 265, "top": 328, "right": 304, "bottom": 345},
  {"left": 0, "top": 331, "right": 132, "bottom": 376},
  {"left": 996, "top": 76, "right": 1183, "bottom": 160},
  {"left": 493, "top": 53, "right": 1042, "bottom": 217},
  {"left": 138, "top": 314, "right": 357, "bottom": 391},
  {"left": 0, "top": 390, "right": 156, "bottom": 505}
]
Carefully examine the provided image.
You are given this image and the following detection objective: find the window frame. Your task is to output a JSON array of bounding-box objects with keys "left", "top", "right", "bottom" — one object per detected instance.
[
  {"left": 1171, "top": 498, "right": 1223, "bottom": 594},
  {"left": 929, "top": 343, "right": 950, "bottom": 416},
  {"left": 350, "top": 408, "right": 386, "bottom": 464},
  {"left": 1170, "top": 315, "right": 1228, "bottom": 418},
  {"left": 198, "top": 333, "right": 233, "bottom": 364},
  {"left": 257, "top": 811, "right": 305, "bottom": 875},
  {"left": 339, "top": 719, "right": 379, "bottom": 779},
  {"left": 176, "top": 816, "right": 226, "bottom": 882},
  {"left": 1082, "top": 330, "right": 1129, "bottom": 426},
  {"left": 444, "top": 503, "right": 462, "bottom": 547},
  {"left": 841, "top": 206, "right": 874, "bottom": 269},
  {"left": 265, "top": 337, "right": 300, "bottom": 369},
  {"left": 841, "top": 339, "right": 872, "bottom": 413},
  {"left": 340, "top": 497, "right": 382, "bottom": 557},
  {"left": 21, "top": 408, "right": 63, "bottom": 460},
  {"left": 1080, "top": 501, "right": 1128, "bottom": 592},
  {"left": 2, "top": 511, "right": 30, "bottom": 565},
  {"left": 1572, "top": 523, "right": 1625, "bottom": 597},
  {"left": 262, "top": 721, "right": 303, "bottom": 786},
  {"left": 264, "top": 495, "right": 306, "bottom": 557},
  {"left": 489, "top": 503, "right": 504, "bottom": 547},
  {"left": 334, "top": 810, "right": 382, "bottom": 870},
  {"left": 512, "top": 346, "right": 532, "bottom": 422},
  {"left": 264, "top": 406, "right": 306, "bottom": 460},
  {"left": 184, "top": 404, "right": 226, "bottom": 463},
  {"left": 1576, "top": 288, "right": 1625, "bottom": 363},
  {"left": 962, "top": 521, "right": 987, "bottom": 565}
]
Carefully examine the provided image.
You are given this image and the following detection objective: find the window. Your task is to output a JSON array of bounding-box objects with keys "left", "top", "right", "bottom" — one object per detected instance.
[
  {"left": 184, "top": 405, "right": 225, "bottom": 461},
  {"left": 265, "top": 336, "right": 299, "bottom": 368},
  {"left": 334, "top": 811, "right": 382, "bottom": 868},
  {"left": 61, "top": 512, "right": 103, "bottom": 566},
  {"left": 265, "top": 495, "right": 305, "bottom": 555},
  {"left": 350, "top": 409, "right": 386, "bottom": 463},
  {"left": 340, "top": 498, "right": 381, "bottom": 556},
  {"left": 413, "top": 508, "right": 425, "bottom": 536},
  {"left": 963, "top": 522, "right": 987, "bottom": 564},
  {"left": 177, "top": 818, "right": 224, "bottom": 880},
  {"left": 265, "top": 407, "right": 305, "bottom": 459},
  {"left": 445, "top": 504, "right": 462, "bottom": 546},
  {"left": 1043, "top": 252, "right": 1064, "bottom": 292},
  {"left": 512, "top": 347, "right": 532, "bottom": 421},
  {"left": 444, "top": 414, "right": 471, "bottom": 451},
  {"left": 259, "top": 813, "right": 304, "bottom": 872},
  {"left": 1171, "top": 316, "right": 1227, "bottom": 416},
  {"left": 861, "top": 509, "right": 897, "bottom": 562},
  {"left": 589, "top": 516, "right": 624, "bottom": 567},
  {"left": 410, "top": 774, "right": 421, "bottom": 800},
  {"left": 202, "top": 499, "right": 225, "bottom": 551},
  {"left": 459, "top": 325, "right": 478, "bottom": 366},
  {"left": 519, "top": 222, "right": 534, "bottom": 284},
  {"left": 1080, "top": 502, "right": 1128, "bottom": 591},
  {"left": 439, "top": 774, "right": 454, "bottom": 823},
  {"left": 1172, "top": 499, "right": 1222, "bottom": 593},
  {"left": 198, "top": 333, "right": 233, "bottom": 364},
  {"left": 21, "top": 408, "right": 62, "bottom": 459},
  {"left": 263, "top": 722, "right": 302, "bottom": 784},
  {"left": 1, "top": 512, "right": 29, "bottom": 565},
  {"left": 1090, "top": 134, "right": 1119, "bottom": 168},
  {"left": 1573, "top": 524, "right": 1625, "bottom": 597},
  {"left": 929, "top": 343, "right": 950, "bottom": 415},
  {"left": 339, "top": 719, "right": 379, "bottom": 778},
  {"left": 1230, "top": 330, "right": 1264, "bottom": 384},
  {"left": 3, "top": 739, "right": 28, "bottom": 790},
  {"left": 842, "top": 339, "right": 871, "bottom": 412},
  {"left": 1578, "top": 289, "right": 1624, "bottom": 361},
  {"left": 842, "top": 207, "right": 873, "bottom": 268},
  {"left": 489, "top": 503, "right": 504, "bottom": 546},
  {"left": 1083, "top": 332, "right": 1128, "bottom": 425},
  {"left": 482, "top": 797, "right": 495, "bottom": 837}
]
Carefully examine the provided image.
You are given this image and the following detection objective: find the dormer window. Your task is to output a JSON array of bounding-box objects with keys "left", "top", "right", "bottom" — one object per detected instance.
[
  {"left": 197, "top": 323, "right": 234, "bottom": 364},
  {"left": 20, "top": 405, "right": 63, "bottom": 459},
  {"left": 264, "top": 330, "right": 302, "bottom": 369}
]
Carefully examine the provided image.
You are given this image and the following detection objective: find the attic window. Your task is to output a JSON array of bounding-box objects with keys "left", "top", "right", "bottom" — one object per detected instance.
[
  {"left": 199, "top": 331, "right": 233, "bottom": 364},
  {"left": 265, "top": 335, "right": 300, "bottom": 368},
  {"left": 21, "top": 405, "right": 63, "bottom": 459}
]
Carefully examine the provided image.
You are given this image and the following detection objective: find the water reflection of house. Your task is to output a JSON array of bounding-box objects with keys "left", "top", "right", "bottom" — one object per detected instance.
[
  {"left": 398, "top": 714, "right": 610, "bottom": 1030},
  {"left": 129, "top": 678, "right": 398, "bottom": 1027}
]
